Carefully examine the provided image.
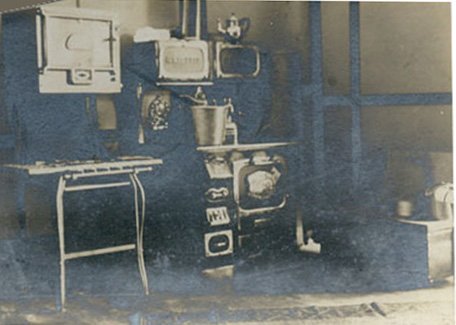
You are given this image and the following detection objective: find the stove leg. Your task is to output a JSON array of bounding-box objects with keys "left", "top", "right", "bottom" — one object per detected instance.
[
  {"left": 296, "top": 206, "right": 321, "bottom": 254},
  {"left": 130, "top": 173, "right": 149, "bottom": 295}
]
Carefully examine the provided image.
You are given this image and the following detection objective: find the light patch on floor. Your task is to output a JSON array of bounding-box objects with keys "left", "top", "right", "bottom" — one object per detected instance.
[{"left": 0, "top": 278, "right": 453, "bottom": 324}]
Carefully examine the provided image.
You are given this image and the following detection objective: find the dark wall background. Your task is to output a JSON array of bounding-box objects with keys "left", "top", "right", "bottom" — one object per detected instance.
[
  {"left": 0, "top": 0, "right": 304, "bottom": 257},
  {"left": 0, "top": 1, "right": 452, "bottom": 261}
]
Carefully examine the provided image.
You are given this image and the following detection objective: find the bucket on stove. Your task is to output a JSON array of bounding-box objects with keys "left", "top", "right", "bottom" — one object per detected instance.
[{"left": 191, "top": 105, "right": 228, "bottom": 146}]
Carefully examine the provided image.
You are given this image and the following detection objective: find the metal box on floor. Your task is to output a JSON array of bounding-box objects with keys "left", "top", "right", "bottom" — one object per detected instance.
[{"left": 400, "top": 219, "right": 454, "bottom": 282}]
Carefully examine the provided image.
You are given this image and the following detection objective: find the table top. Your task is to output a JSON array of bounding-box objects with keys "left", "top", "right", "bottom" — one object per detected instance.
[{"left": 4, "top": 156, "right": 163, "bottom": 176}]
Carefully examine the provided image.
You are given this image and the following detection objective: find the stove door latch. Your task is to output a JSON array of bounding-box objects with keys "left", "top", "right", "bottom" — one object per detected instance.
[{"left": 205, "top": 187, "right": 229, "bottom": 203}]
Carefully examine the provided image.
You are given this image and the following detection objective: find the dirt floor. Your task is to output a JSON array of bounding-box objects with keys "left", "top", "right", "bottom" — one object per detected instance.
[
  {"left": 0, "top": 227, "right": 453, "bottom": 325},
  {"left": 0, "top": 277, "right": 453, "bottom": 324}
]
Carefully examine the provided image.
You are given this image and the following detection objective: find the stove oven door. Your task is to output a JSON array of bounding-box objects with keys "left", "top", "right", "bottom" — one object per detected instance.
[{"left": 233, "top": 155, "right": 288, "bottom": 217}]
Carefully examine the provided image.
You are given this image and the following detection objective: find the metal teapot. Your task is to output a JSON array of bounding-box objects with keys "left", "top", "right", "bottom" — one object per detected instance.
[{"left": 217, "top": 13, "right": 251, "bottom": 42}]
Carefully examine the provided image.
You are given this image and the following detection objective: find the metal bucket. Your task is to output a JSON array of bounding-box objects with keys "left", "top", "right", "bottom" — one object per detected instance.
[{"left": 191, "top": 105, "right": 228, "bottom": 146}]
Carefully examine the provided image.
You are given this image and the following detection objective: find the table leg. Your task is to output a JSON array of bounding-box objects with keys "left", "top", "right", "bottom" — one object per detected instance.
[
  {"left": 130, "top": 173, "right": 149, "bottom": 295},
  {"left": 56, "top": 175, "right": 67, "bottom": 311}
]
